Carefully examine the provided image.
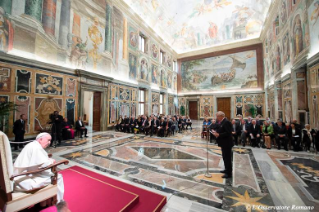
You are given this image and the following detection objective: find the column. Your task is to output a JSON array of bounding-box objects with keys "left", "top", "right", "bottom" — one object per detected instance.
[
  {"left": 0, "top": 0, "right": 12, "bottom": 14},
  {"left": 42, "top": 0, "right": 56, "bottom": 36},
  {"left": 58, "top": 0, "right": 70, "bottom": 49},
  {"left": 105, "top": 2, "right": 112, "bottom": 52},
  {"left": 25, "top": 0, "right": 43, "bottom": 22},
  {"left": 122, "top": 17, "right": 128, "bottom": 60}
]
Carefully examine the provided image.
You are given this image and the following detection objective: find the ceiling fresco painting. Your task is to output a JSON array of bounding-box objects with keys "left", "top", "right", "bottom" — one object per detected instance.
[{"left": 124, "top": 0, "right": 272, "bottom": 53}]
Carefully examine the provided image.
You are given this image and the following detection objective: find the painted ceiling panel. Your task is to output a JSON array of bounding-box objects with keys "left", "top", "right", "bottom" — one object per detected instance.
[{"left": 124, "top": 0, "right": 272, "bottom": 53}]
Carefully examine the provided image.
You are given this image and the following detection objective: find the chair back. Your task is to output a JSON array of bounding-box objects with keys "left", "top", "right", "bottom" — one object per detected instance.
[{"left": 0, "top": 131, "right": 14, "bottom": 193}]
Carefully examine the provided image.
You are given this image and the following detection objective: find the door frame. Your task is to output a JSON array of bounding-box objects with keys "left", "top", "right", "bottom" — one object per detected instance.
[
  {"left": 186, "top": 98, "right": 200, "bottom": 120},
  {"left": 79, "top": 84, "right": 107, "bottom": 131},
  {"left": 214, "top": 95, "right": 234, "bottom": 119}
]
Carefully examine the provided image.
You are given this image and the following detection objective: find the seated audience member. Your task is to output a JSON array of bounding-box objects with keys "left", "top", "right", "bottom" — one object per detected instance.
[
  {"left": 202, "top": 118, "right": 211, "bottom": 131},
  {"left": 209, "top": 119, "right": 219, "bottom": 143},
  {"left": 75, "top": 116, "right": 88, "bottom": 138},
  {"left": 302, "top": 124, "right": 315, "bottom": 152},
  {"left": 158, "top": 118, "right": 166, "bottom": 137},
  {"left": 239, "top": 119, "right": 249, "bottom": 147},
  {"left": 115, "top": 115, "right": 123, "bottom": 131},
  {"left": 288, "top": 123, "right": 302, "bottom": 151},
  {"left": 262, "top": 121, "right": 274, "bottom": 149},
  {"left": 249, "top": 119, "right": 261, "bottom": 147},
  {"left": 186, "top": 116, "right": 192, "bottom": 130},
  {"left": 255, "top": 115, "right": 263, "bottom": 126},
  {"left": 134, "top": 117, "right": 142, "bottom": 134},
  {"left": 171, "top": 117, "right": 178, "bottom": 135},
  {"left": 274, "top": 119, "right": 288, "bottom": 151},
  {"left": 178, "top": 116, "right": 184, "bottom": 133},
  {"left": 292, "top": 119, "right": 301, "bottom": 130},
  {"left": 40, "top": 200, "right": 71, "bottom": 212},
  {"left": 181, "top": 116, "right": 187, "bottom": 130},
  {"left": 231, "top": 119, "right": 241, "bottom": 145},
  {"left": 14, "top": 133, "right": 64, "bottom": 202},
  {"left": 62, "top": 118, "right": 74, "bottom": 140},
  {"left": 166, "top": 117, "right": 172, "bottom": 137},
  {"left": 144, "top": 117, "right": 151, "bottom": 135},
  {"left": 141, "top": 115, "right": 149, "bottom": 133},
  {"left": 128, "top": 116, "right": 136, "bottom": 133},
  {"left": 151, "top": 116, "right": 159, "bottom": 136},
  {"left": 123, "top": 115, "right": 130, "bottom": 133}
]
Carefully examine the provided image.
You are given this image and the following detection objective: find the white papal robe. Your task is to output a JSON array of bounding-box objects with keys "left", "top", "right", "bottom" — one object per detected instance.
[{"left": 13, "top": 141, "right": 64, "bottom": 202}]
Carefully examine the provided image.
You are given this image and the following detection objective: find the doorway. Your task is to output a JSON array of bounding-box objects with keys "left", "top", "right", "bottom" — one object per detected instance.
[
  {"left": 83, "top": 91, "right": 101, "bottom": 132},
  {"left": 188, "top": 101, "right": 198, "bottom": 120},
  {"left": 217, "top": 97, "right": 231, "bottom": 120}
]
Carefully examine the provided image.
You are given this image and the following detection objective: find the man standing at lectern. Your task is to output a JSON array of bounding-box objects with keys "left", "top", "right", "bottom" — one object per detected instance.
[{"left": 212, "top": 111, "right": 233, "bottom": 178}]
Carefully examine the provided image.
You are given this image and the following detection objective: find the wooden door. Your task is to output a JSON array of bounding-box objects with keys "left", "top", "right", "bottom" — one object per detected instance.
[
  {"left": 189, "top": 101, "right": 198, "bottom": 120},
  {"left": 217, "top": 98, "right": 231, "bottom": 120},
  {"left": 93, "top": 92, "right": 101, "bottom": 131}
]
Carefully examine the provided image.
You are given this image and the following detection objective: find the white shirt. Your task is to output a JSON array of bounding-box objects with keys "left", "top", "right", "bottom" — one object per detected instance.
[{"left": 78, "top": 120, "right": 82, "bottom": 126}]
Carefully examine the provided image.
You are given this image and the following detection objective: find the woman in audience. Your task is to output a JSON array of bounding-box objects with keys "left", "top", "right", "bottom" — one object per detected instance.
[
  {"left": 61, "top": 118, "right": 74, "bottom": 140},
  {"left": 134, "top": 117, "right": 142, "bottom": 134},
  {"left": 302, "top": 124, "right": 315, "bottom": 152},
  {"left": 262, "top": 121, "right": 274, "bottom": 149},
  {"left": 202, "top": 117, "right": 211, "bottom": 132},
  {"left": 288, "top": 123, "right": 302, "bottom": 151}
]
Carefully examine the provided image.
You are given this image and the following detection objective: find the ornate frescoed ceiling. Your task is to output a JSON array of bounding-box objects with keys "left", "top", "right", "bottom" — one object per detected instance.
[{"left": 123, "top": 0, "right": 272, "bottom": 53}]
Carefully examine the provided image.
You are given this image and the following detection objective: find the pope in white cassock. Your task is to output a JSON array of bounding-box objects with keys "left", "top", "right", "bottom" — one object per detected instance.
[{"left": 13, "top": 133, "right": 64, "bottom": 202}]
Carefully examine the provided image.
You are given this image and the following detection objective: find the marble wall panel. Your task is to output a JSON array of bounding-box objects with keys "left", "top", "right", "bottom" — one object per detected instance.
[{"left": 16, "top": 69, "right": 31, "bottom": 93}]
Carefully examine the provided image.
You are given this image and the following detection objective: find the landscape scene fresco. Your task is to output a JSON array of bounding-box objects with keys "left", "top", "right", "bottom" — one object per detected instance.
[{"left": 181, "top": 50, "right": 258, "bottom": 92}]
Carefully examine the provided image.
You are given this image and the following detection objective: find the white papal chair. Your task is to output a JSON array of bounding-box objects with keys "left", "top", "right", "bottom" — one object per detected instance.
[{"left": 0, "top": 131, "right": 68, "bottom": 212}]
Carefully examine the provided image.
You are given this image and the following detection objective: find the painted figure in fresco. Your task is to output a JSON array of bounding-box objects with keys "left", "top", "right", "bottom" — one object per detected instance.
[
  {"left": 281, "top": 1, "right": 287, "bottom": 24},
  {"left": 283, "top": 34, "right": 290, "bottom": 65},
  {"left": 129, "top": 53, "right": 137, "bottom": 79},
  {"left": 284, "top": 101, "right": 292, "bottom": 124},
  {"left": 152, "top": 104, "right": 158, "bottom": 116},
  {"left": 151, "top": 44, "right": 158, "bottom": 59},
  {"left": 152, "top": 65, "right": 158, "bottom": 84},
  {"left": 140, "top": 59, "right": 148, "bottom": 80},
  {"left": 311, "top": 1, "right": 319, "bottom": 26},
  {"left": 70, "top": 37, "right": 88, "bottom": 69},
  {"left": 208, "top": 22, "right": 218, "bottom": 39},
  {"left": 130, "top": 31, "right": 138, "bottom": 48},
  {"left": 293, "top": 15, "right": 303, "bottom": 56},
  {"left": 276, "top": 46, "right": 281, "bottom": 71},
  {"left": 88, "top": 17, "right": 103, "bottom": 69},
  {"left": 167, "top": 74, "right": 172, "bottom": 88},
  {"left": 0, "top": 7, "right": 13, "bottom": 52}
]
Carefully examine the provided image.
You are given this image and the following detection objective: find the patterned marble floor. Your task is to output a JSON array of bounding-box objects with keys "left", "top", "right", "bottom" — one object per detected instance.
[{"left": 40, "top": 123, "right": 319, "bottom": 212}]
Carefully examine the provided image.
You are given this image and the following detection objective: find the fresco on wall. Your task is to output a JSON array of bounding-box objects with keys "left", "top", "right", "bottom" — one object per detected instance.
[
  {"left": 129, "top": 52, "right": 137, "bottom": 79},
  {"left": 160, "top": 69, "right": 167, "bottom": 88},
  {"left": 151, "top": 64, "right": 159, "bottom": 84},
  {"left": 0, "top": 7, "right": 14, "bottom": 52},
  {"left": 123, "top": 0, "right": 271, "bottom": 53},
  {"left": 128, "top": 26, "right": 138, "bottom": 50},
  {"left": 119, "top": 102, "right": 130, "bottom": 117},
  {"left": 167, "top": 72, "right": 172, "bottom": 88},
  {"left": 281, "top": 0, "right": 288, "bottom": 25},
  {"left": 151, "top": 42, "right": 159, "bottom": 60},
  {"left": 283, "top": 32, "right": 290, "bottom": 65},
  {"left": 0, "top": 67, "right": 10, "bottom": 92},
  {"left": 139, "top": 57, "right": 149, "bottom": 81},
  {"left": 292, "top": 14, "right": 304, "bottom": 57},
  {"left": 16, "top": 70, "right": 31, "bottom": 93},
  {"left": 308, "top": 1, "right": 319, "bottom": 56},
  {"left": 35, "top": 73, "right": 63, "bottom": 95},
  {"left": 181, "top": 50, "right": 258, "bottom": 92}
]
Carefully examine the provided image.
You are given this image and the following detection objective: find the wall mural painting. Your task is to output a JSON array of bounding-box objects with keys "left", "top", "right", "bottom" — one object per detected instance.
[
  {"left": 131, "top": 89, "right": 138, "bottom": 102},
  {"left": 308, "top": 1, "right": 319, "bottom": 55},
  {"left": 119, "top": 102, "right": 130, "bottom": 117},
  {"left": 281, "top": 0, "right": 288, "bottom": 25},
  {"left": 139, "top": 57, "right": 149, "bottom": 81},
  {"left": 66, "top": 78, "right": 76, "bottom": 97},
  {"left": 66, "top": 99, "right": 75, "bottom": 125},
  {"left": 151, "top": 42, "right": 159, "bottom": 60},
  {"left": 297, "top": 81, "right": 306, "bottom": 110},
  {"left": 151, "top": 64, "right": 159, "bottom": 84},
  {"left": 283, "top": 83, "right": 292, "bottom": 123},
  {"left": 119, "top": 87, "right": 130, "bottom": 101},
  {"left": 110, "top": 85, "right": 118, "bottom": 100},
  {"left": 129, "top": 52, "right": 137, "bottom": 79},
  {"left": 152, "top": 93, "right": 159, "bottom": 103},
  {"left": 0, "top": 67, "right": 10, "bottom": 92},
  {"left": 167, "top": 72, "right": 172, "bottom": 89},
  {"left": 16, "top": 70, "right": 31, "bottom": 93},
  {"left": 35, "top": 73, "right": 63, "bottom": 95},
  {"left": 283, "top": 33, "right": 290, "bottom": 65},
  {"left": 14, "top": 96, "right": 31, "bottom": 133},
  {"left": 152, "top": 104, "right": 159, "bottom": 116},
  {"left": 34, "top": 98, "right": 62, "bottom": 131},
  {"left": 160, "top": 69, "right": 167, "bottom": 88},
  {"left": 292, "top": 14, "right": 304, "bottom": 57},
  {"left": 131, "top": 102, "right": 136, "bottom": 117},
  {"left": 181, "top": 50, "right": 258, "bottom": 92},
  {"left": 173, "top": 75, "right": 177, "bottom": 90},
  {"left": 0, "top": 7, "right": 14, "bottom": 52},
  {"left": 123, "top": 0, "right": 271, "bottom": 53},
  {"left": 278, "top": 88, "right": 283, "bottom": 110},
  {"left": 128, "top": 25, "right": 138, "bottom": 50},
  {"left": 109, "top": 101, "right": 117, "bottom": 124},
  {"left": 166, "top": 54, "right": 172, "bottom": 69},
  {"left": 113, "top": 7, "right": 124, "bottom": 68},
  {"left": 276, "top": 45, "right": 281, "bottom": 72}
]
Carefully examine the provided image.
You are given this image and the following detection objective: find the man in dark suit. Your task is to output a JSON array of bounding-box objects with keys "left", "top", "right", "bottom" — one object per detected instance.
[
  {"left": 123, "top": 115, "right": 130, "bottom": 133},
  {"left": 212, "top": 111, "right": 233, "bottom": 178},
  {"left": 129, "top": 116, "right": 136, "bottom": 133},
  {"left": 231, "top": 119, "right": 241, "bottom": 146},
  {"left": 50, "top": 111, "right": 63, "bottom": 146},
  {"left": 150, "top": 116, "right": 159, "bottom": 137},
  {"left": 249, "top": 119, "right": 261, "bottom": 147},
  {"left": 76, "top": 116, "right": 88, "bottom": 138},
  {"left": 274, "top": 119, "right": 288, "bottom": 151},
  {"left": 13, "top": 114, "right": 26, "bottom": 150},
  {"left": 239, "top": 119, "right": 249, "bottom": 147}
]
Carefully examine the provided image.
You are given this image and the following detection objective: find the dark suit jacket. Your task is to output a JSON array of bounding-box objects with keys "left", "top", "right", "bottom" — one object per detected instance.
[
  {"left": 13, "top": 119, "right": 26, "bottom": 135},
  {"left": 249, "top": 124, "right": 261, "bottom": 137},
  {"left": 216, "top": 118, "right": 233, "bottom": 149},
  {"left": 274, "top": 125, "right": 287, "bottom": 136},
  {"left": 76, "top": 120, "right": 85, "bottom": 130},
  {"left": 151, "top": 119, "right": 159, "bottom": 127},
  {"left": 288, "top": 127, "right": 301, "bottom": 139}
]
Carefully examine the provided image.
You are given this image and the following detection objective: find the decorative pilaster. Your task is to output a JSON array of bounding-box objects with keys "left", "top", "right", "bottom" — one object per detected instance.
[
  {"left": 58, "top": 0, "right": 70, "bottom": 49},
  {"left": 105, "top": 2, "right": 112, "bottom": 52},
  {"left": 123, "top": 17, "right": 128, "bottom": 60},
  {"left": 42, "top": 0, "right": 56, "bottom": 36},
  {"left": 0, "top": 0, "right": 12, "bottom": 14},
  {"left": 25, "top": 0, "right": 43, "bottom": 22}
]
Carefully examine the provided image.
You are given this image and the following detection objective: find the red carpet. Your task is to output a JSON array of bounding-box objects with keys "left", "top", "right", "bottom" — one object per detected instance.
[
  {"left": 60, "top": 167, "right": 139, "bottom": 212},
  {"left": 61, "top": 166, "right": 166, "bottom": 212}
]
